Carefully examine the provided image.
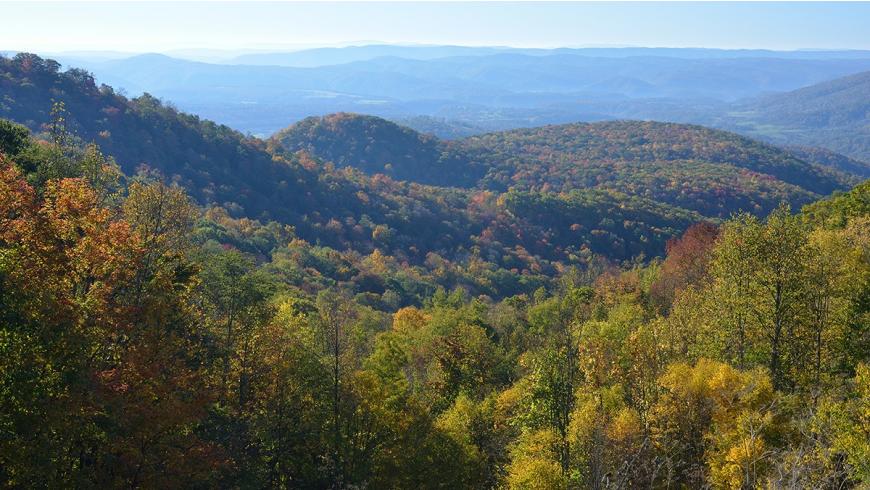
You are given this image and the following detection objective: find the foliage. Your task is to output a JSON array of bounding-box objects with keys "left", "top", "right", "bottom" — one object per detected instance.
[
  {"left": 464, "top": 120, "right": 858, "bottom": 217},
  {"left": 270, "top": 112, "right": 486, "bottom": 187}
]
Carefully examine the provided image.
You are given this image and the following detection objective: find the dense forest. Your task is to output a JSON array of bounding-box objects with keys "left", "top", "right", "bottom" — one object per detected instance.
[
  {"left": 462, "top": 121, "right": 859, "bottom": 216},
  {"left": 270, "top": 113, "right": 486, "bottom": 187},
  {"left": 1, "top": 53, "right": 869, "bottom": 488}
]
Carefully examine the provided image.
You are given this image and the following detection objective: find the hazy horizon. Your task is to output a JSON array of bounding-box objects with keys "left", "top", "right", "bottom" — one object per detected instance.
[
  {"left": 4, "top": 2, "right": 870, "bottom": 54},
  {"left": 7, "top": 44, "right": 870, "bottom": 67}
]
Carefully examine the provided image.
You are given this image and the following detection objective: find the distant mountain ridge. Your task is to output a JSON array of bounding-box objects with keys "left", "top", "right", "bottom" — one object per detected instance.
[
  {"left": 226, "top": 44, "right": 870, "bottom": 67},
  {"left": 32, "top": 49, "right": 870, "bottom": 137},
  {"left": 716, "top": 70, "right": 870, "bottom": 162},
  {"left": 752, "top": 70, "right": 870, "bottom": 126},
  {"left": 228, "top": 45, "right": 513, "bottom": 67}
]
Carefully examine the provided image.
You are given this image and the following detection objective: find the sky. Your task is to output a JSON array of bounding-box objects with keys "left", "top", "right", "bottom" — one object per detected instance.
[{"left": 3, "top": 1, "right": 870, "bottom": 54}]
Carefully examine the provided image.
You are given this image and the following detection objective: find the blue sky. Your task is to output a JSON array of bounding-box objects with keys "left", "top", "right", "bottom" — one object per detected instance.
[{"left": 3, "top": 2, "right": 870, "bottom": 53}]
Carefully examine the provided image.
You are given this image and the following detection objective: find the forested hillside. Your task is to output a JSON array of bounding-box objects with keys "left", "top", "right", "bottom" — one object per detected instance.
[
  {"left": 5, "top": 53, "right": 869, "bottom": 279},
  {"left": 272, "top": 113, "right": 862, "bottom": 220},
  {"left": 0, "top": 54, "right": 530, "bottom": 272},
  {"left": 2, "top": 54, "right": 724, "bottom": 305},
  {"left": 1, "top": 118, "right": 868, "bottom": 487},
  {"left": 464, "top": 120, "right": 860, "bottom": 217},
  {"left": 269, "top": 113, "right": 485, "bottom": 187},
  {"left": 782, "top": 145, "right": 870, "bottom": 178}
]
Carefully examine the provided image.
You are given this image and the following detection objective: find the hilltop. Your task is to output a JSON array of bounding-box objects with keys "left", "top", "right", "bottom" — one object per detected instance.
[
  {"left": 462, "top": 120, "right": 860, "bottom": 217},
  {"left": 269, "top": 113, "right": 485, "bottom": 187}
]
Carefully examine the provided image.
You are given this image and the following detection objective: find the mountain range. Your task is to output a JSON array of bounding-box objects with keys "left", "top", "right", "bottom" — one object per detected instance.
[
  {"left": 21, "top": 46, "right": 869, "bottom": 154},
  {"left": 3, "top": 53, "right": 867, "bottom": 275}
]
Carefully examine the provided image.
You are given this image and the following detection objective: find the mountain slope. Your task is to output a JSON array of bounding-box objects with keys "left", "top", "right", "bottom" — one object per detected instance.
[
  {"left": 781, "top": 145, "right": 870, "bottom": 178},
  {"left": 269, "top": 113, "right": 485, "bottom": 187},
  {"left": 0, "top": 53, "right": 489, "bottom": 259},
  {"left": 720, "top": 71, "right": 870, "bottom": 162},
  {"left": 753, "top": 70, "right": 870, "bottom": 127},
  {"left": 0, "top": 53, "right": 278, "bottom": 203}
]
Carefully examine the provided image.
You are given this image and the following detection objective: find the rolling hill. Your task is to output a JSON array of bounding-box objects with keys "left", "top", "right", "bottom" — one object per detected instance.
[
  {"left": 463, "top": 120, "right": 861, "bottom": 217},
  {"left": 0, "top": 53, "right": 495, "bottom": 261},
  {"left": 269, "top": 113, "right": 485, "bottom": 187},
  {"left": 751, "top": 70, "right": 870, "bottom": 127},
  {"left": 270, "top": 113, "right": 862, "bottom": 219},
  {"left": 780, "top": 145, "right": 870, "bottom": 178}
]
